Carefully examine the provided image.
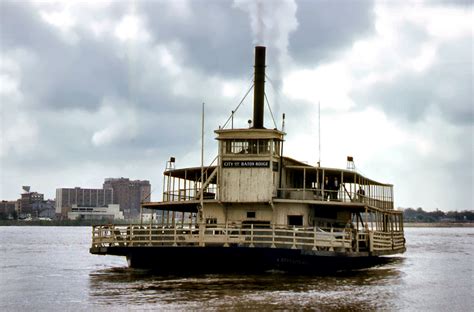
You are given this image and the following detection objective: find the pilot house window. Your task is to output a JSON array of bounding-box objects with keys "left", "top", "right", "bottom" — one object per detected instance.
[
  {"left": 224, "top": 139, "right": 272, "bottom": 155},
  {"left": 247, "top": 211, "right": 256, "bottom": 218}
]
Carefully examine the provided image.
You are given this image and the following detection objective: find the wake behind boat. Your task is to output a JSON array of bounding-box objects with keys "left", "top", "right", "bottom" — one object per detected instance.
[{"left": 90, "top": 46, "right": 405, "bottom": 273}]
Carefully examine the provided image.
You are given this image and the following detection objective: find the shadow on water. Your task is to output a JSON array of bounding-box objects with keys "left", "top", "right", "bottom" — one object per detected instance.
[{"left": 88, "top": 257, "right": 406, "bottom": 310}]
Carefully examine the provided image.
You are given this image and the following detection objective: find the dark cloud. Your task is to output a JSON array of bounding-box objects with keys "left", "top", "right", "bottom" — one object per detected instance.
[
  {"left": 434, "top": 38, "right": 473, "bottom": 125},
  {"left": 0, "top": 1, "right": 57, "bottom": 50},
  {"left": 27, "top": 39, "right": 130, "bottom": 111},
  {"left": 445, "top": 127, "right": 473, "bottom": 210},
  {"left": 0, "top": 1, "right": 132, "bottom": 111},
  {"left": 351, "top": 36, "right": 473, "bottom": 125},
  {"left": 290, "top": 0, "right": 375, "bottom": 65},
  {"left": 140, "top": 0, "right": 254, "bottom": 78}
]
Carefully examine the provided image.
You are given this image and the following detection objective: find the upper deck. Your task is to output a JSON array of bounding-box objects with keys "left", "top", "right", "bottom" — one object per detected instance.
[{"left": 143, "top": 155, "right": 394, "bottom": 214}]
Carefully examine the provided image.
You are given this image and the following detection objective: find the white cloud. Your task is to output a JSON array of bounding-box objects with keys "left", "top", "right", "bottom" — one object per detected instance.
[
  {"left": 0, "top": 57, "right": 21, "bottom": 98},
  {"left": 283, "top": 62, "right": 355, "bottom": 111},
  {"left": 114, "top": 14, "right": 150, "bottom": 42},
  {"left": 39, "top": 8, "right": 75, "bottom": 29},
  {"left": 91, "top": 97, "right": 138, "bottom": 147},
  {"left": 408, "top": 4, "right": 473, "bottom": 40},
  {"left": 0, "top": 112, "right": 39, "bottom": 158}
]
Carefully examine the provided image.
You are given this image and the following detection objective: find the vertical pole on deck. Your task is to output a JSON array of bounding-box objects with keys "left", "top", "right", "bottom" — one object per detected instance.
[
  {"left": 140, "top": 204, "right": 143, "bottom": 225},
  {"left": 272, "top": 224, "right": 276, "bottom": 248},
  {"left": 318, "top": 101, "right": 321, "bottom": 167},
  {"left": 391, "top": 186, "right": 394, "bottom": 210},
  {"left": 303, "top": 168, "right": 306, "bottom": 200},
  {"left": 312, "top": 226, "right": 317, "bottom": 251},
  {"left": 162, "top": 171, "right": 166, "bottom": 201},
  {"left": 278, "top": 113, "right": 286, "bottom": 195},
  {"left": 199, "top": 103, "right": 205, "bottom": 247},
  {"left": 201, "top": 103, "right": 204, "bottom": 209}
]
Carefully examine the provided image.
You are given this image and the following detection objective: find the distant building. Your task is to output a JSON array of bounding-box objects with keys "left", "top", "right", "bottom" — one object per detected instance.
[
  {"left": 55, "top": 187, "right": 114, "bottom": 218},
  {"left": 67, "top": 204, "right": 124, "bottom": 221},
  {"left": 20, "top": 191, "right": 44, "bottom": 215},
  {"left": 103, "top": 178, "right": 151, "bottom": 219},
  {"left": 32, "top": 199, "right": 56, "bottom": 219},
  {"left": 0, "top": 200, "right": 18, "bottom": 219}
]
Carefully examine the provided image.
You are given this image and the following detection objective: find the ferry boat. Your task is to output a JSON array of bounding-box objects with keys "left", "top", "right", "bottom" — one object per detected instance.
[{"left": 90, "top": 46, "right": 406, "bottom": 272}]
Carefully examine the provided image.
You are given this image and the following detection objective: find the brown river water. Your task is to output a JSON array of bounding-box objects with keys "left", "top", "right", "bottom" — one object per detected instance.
[{"left": 0, "top": 226, "right": 472, "bottom": 311}]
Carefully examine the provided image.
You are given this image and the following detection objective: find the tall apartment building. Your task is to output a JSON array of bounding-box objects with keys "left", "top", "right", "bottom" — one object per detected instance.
[
  {"left": 103, "top": 178, "right": 151, "bottom": 219},
  {"left": 55, "top": 187, "right": 114, "bottom": 217}
]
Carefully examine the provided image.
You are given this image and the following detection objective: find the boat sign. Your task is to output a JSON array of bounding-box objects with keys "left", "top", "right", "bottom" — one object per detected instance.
[{"left": 222, "top": 160, "right": 270, "bottom": 168}]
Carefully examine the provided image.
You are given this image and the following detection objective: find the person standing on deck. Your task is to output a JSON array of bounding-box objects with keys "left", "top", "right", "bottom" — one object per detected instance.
[
  {"left": 333, "top": 177, "right": 339, "bottom": 200},
  {"left": 345, "top": 218, "right": 356, "bottom": 251},
  {"left": 357, "top": 187, "right": 365, "bottom": 203},
  {"left": 324, "top": 176, "right": 330, "bottom": 201}
]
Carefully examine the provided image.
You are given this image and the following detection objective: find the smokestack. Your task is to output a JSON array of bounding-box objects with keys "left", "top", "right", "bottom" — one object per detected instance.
[{"left": 253, "top": 46, "right": 266, "bottom": 129}]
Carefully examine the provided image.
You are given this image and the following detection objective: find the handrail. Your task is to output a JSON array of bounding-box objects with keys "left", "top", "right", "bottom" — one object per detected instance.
[
  {"left": 197, "top": 155, "right": 219, "bottom": 184},
  {"left": 163, "top": 155, "right": 219, "bottom": 202},
  {"left": 275, "top": 187, "right": 394, "bottom": 210},
  {"left": 91, "top": 223, "right": 405, "bottom": 253}
]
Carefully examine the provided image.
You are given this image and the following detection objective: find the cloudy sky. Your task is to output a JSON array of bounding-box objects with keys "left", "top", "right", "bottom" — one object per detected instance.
[{"left": 0, "top": 0, "right": 472, "bottom": 211}]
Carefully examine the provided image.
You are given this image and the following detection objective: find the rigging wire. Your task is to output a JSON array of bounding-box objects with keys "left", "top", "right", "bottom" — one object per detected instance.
[
  {"left": 222, "top": 82, "right": 254, "bottom": 129},
  {"left": 264, "top": 92, "right": 278, "bottom": 129},
  {"left": 265, "top": 74, "right": 278, "bottom": 91}
]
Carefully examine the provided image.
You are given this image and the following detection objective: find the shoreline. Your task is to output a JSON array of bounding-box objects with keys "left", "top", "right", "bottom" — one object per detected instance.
[
  {"left": 404, "top": 222, "right": 474, "bottom": 228},
  {"left": 1, "top": 220, "right": 473, "bottom": 227},
  {"left": 0, "top": 220, "right": 135, "bottom": 226}
]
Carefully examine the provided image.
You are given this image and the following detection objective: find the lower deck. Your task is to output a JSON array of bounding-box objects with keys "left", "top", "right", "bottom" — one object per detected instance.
[{"left": 91, "top": 222, "right": 405, "bottom": 256}]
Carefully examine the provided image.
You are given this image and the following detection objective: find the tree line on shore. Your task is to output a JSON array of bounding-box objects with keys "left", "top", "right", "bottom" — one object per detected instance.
[
  {"left": 2, "top": 207, "right": 473, "bottom": 224},
  {"left": 401, "top": 207, "right": 474, "bottom": 222}
]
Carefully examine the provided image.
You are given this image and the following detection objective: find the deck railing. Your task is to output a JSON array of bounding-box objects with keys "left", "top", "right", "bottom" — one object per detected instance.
[
  {"left": 276, "top": 188, "right": 394, "bottom": 210},
  {"left": 371, "top": 231, "right": 405, "bottom": 251},
  {"left": 92, "top": 223, "right": 405, "bottom": 253}
]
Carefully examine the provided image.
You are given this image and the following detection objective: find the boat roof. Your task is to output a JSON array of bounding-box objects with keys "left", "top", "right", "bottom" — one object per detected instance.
[
  {"left": 164, "top": 165, "right": 218, "bottom": 181},
  {"left": 282, "top": 156, "right": 392, "bottom": 187},
  {"left": 163, "top": 156, "right": 392, "bottom": 187}
]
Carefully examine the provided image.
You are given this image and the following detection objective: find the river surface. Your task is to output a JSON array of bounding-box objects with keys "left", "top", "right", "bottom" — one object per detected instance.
[{"left": 0, "top": 226, "right": 472, "bottom": 311}]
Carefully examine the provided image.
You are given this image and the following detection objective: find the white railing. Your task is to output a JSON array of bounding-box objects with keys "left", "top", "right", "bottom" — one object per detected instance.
[
  {"left": 371, "top": 231, "right": 405, "bottom": 251},
  {"left": 92, "top": 223, "right": 404, "bottom": 253},
  {"left": 276, "top": 188, "right": 394, "bottom": 210},
  {"left": 162, "top": 155, "right": 219, "bottom": 202},
  {"left": 92, "top": 223, "right": 353, "bottom": 250}
]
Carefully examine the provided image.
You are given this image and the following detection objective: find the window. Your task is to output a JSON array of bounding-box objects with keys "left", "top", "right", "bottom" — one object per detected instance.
[
  {"left": 258, "top": 140, "right": 270, "bottom": 154},
  {"left": 246, "top": 211, "right": 256, "bottom": 218},
  {"left": 230, "top": 140, "right": 248, "bottom": 154},
  {"left": 224, "top": 139, "right": 274, "bottom": 155},
  {"left": 273, "top": 141, "right": 280, "bottom": 156},
  {"left": 288, "top": 215, "right": 303, "bottom": 226},
  {"left": 206, "top": 218, "right": 217, "bottom": 224}
]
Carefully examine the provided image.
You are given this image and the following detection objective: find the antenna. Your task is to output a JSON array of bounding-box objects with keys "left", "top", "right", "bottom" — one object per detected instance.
[{"left": 318, "top": 101, "right": 321, "bottom": 167}]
